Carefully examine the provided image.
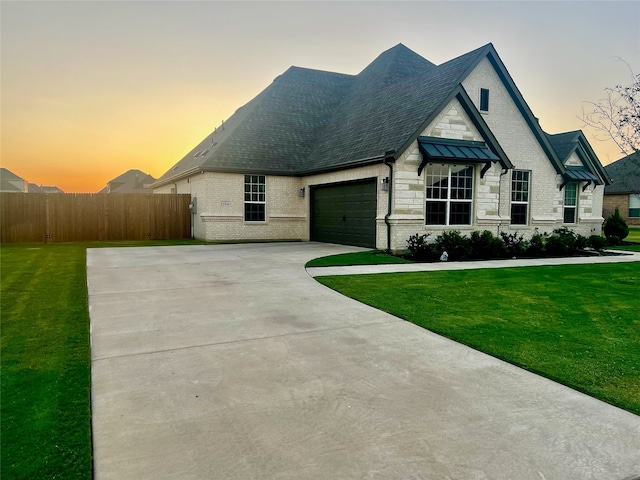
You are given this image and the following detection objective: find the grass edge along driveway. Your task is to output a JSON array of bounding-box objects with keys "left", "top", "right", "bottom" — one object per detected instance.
[
  {"left": 316, "top": 262, "right": 640, "bottom": 416},
  {"left": 0, "top": 240, "right": 208, "bottom": 480}
]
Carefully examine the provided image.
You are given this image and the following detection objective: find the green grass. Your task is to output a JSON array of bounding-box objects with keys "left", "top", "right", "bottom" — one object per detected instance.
[
  {"left": 0, "top": 239, "right": 209, "bottom": 479},
  {"left": 626, "top": 226, "right": 640, "bottom": 243},
  {"left": 610, "top": 244, "right": 640, "bottom": 252},
  {"left": 317, "top": 263, "right": 640, "bottom": 415},
  {"left": 305, "top": 250, "right": 413, "bottom": 267},
  {"left": 609, "top": 226, "right": 640, "bottom": 252}
]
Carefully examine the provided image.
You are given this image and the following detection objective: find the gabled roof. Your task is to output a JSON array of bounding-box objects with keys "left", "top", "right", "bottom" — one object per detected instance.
[
  {"left": 28, "top": 183, "right": 46, "bottom": 193},
  {"left": 604, "top": 151, "right": 640, "bottom": 194},
  {"left": 101, "top": 169, "right": 156, "bottom": 193},
  {"left": 0, "top": 168, "right": 27, "bottom": 192},
  {"left": 153, "top": 43, "right": 590, "bottom": 187},
  {"left": 545, "top": 131, "right": 610, "bottom": 185},
  {"left": 545, "top": 131, "right": 579, "bottom": 162},
  {"left": 155, "top": 43, "right": 495, "bottom": 186}
]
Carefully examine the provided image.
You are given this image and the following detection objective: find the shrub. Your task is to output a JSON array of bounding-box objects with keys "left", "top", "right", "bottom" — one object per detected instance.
[
  {"left": 607, "top": 235, "right": 622, "bottom": 246},
  {"left": 574, "top": 233, "right": 589, "bottom": 251},
  {"left": 589, "top": 235, "right": 607, "bottom": 251},
  {"left": 406, "top": 233, "right": 434, "bottom": 261},
  {"left": 603, "top": 208, "right": 629, "bottom": 242},
  {"left": 499, "top": 231, "right": 528, "bottom": 258},
  {"left": 470, "top": 230, "right": 507, "bottom": 259},
  {"left": 526, "top": 233, "right": 546, "bottom": 257},
  {"left": 433, "top": 231, "right": 472, "bottom": 261},
  {"left": 545, "top": 228, "right": 578, "bottom": 256}
]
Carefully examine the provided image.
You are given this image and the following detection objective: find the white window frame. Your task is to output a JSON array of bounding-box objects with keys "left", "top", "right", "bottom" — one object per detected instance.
[
  {"left": 510, "top": 170, "right": 530, "bottom": 225},
  {"left": 244, "top": 174, "right": 266, "bottom": 222},
  {"left": 563, "top": 182, "right": 578, "bottom": 224},
  {"left": 425, "top": 164, "right": 474, "bottom": 226},
  {"left": 629, "top": 193, "right": 640, "bottom": 218}
]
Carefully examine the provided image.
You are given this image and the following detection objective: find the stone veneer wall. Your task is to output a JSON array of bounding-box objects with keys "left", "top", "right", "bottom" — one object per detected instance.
[
  {"left": 155, "top": 165, "right": 392, "bottom": 244},
  {"left": 154, "top": 58, "right": 606, "bottom": 247},
  {"left": 156, "top": 173, "right": 306, "bottom": 241},
  {"left": 197, "top": 173, "right": 306, "bottom": 241},
  {"left": 385, "top": 58, "right": 605, "bottom": 252}
]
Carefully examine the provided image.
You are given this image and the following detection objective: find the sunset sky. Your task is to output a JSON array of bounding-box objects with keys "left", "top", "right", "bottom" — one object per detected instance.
[{"left": 2, "top": 1, "right": 638, "bottom": 193}]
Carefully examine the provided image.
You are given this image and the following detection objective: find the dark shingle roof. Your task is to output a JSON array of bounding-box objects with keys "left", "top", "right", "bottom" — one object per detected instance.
[
  {"left": 545, "top": 131, "right": 581, "bottom": 163},
  {"left": 154, "top": 43, "right": 507, "bottom": 185},
  {"left": 604, "top": 152, "right": 640, "bottom": 194},
  {"left": 544, "top": 130, "right": 610, "bottom": 185}
]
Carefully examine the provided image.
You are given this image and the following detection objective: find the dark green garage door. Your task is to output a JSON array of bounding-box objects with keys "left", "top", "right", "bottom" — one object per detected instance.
[{"left": 311, "top": 179, "right": 377, "bottom": 248}]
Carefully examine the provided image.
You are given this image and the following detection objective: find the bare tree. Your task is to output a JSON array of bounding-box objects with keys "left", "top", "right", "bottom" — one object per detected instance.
[{"left": 580, "top": 60, "right": 639, "bottom": 155}]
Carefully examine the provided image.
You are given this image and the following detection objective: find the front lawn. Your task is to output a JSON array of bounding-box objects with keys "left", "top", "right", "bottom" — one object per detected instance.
[
  {"left": 317, "top": 262, "right": 640, "bottom": 415},
  {"left": 0, "top": 239, "right": 209, "bottom": 479},
  {"left": 306, "top": 250, "right": 413, "bottom": 267},
  {"left": 626, "top": 226, "right": 640, "bottom": 243}
]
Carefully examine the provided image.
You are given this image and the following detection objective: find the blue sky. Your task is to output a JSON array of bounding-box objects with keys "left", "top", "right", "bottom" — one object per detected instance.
[{"left": 2, "top": 1, "right": 638, "bottom": 192}]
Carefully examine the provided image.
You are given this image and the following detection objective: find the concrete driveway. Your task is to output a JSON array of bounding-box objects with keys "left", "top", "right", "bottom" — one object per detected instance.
[{"left": 88, "top": 242, "right": 640, "bottom": 480}]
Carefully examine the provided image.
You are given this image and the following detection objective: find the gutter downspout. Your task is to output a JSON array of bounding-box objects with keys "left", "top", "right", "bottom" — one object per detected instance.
[
  {"left": 497, "top": 167, "right": 509, "bottom": 237},
  {"left": 383, "top": 150, "right": 396, "bottom": 252}
]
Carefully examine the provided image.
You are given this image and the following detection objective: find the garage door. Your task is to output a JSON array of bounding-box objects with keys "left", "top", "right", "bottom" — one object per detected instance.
[{"left": 311, "top": 179, "right": 377, "bottom": 248}]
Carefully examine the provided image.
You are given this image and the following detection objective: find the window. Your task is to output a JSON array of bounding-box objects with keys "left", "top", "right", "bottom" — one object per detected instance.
[
  {"left": 244, "top": 175, "right": 266, "bottom": 221},
  {"left": 480, "top": 88, "right": 490, "bottom": 112},
  {"left": 425, "top": 164, "right": 473, "bottom": 225},
  {"left": 630, "top": 194, "right": 640, "bottom": 218},
  {"left": 510, "top": 170, "right": 530, "bottom": 225},
  {"left": 563, "top": 182, "right": 578, "bottom": 223}
]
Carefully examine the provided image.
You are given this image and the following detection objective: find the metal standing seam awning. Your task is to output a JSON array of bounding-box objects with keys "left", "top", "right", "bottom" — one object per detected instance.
[
  {"left": 417, "top": 136, "right": 501, "bottom": 177},
  {"left": 561, "top": 167, "right": 602, "bottom": 191}
]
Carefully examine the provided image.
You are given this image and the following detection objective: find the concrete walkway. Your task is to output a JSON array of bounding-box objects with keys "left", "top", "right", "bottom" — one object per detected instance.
[
  {"left": 88, "top": 243, "right": 640, "bottom": 480},
  {"left": 307, "top": 248, "right": 640, "bottom": 277}
]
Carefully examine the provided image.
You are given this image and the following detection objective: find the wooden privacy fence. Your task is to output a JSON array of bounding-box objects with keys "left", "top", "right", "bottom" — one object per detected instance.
[{"left": 0, "top": 193, "right": 192, "bottom": 243}]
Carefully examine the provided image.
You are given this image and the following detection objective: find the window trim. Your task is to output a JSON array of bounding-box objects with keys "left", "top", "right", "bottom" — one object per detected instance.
[
  {"left": 510, "top": 170, "right": 530, "bottom": 226},
  {"left": 244, "top": 174, "right": 266, "bottom": 222},
  {"left": 630, "top": 193, "right": 640, "bottom": 218},
  {"left": 563, "top": 182, "right": 578, "bottom": 224},
  {"left": 425, "top": 163, "right": 474, "bottom": 226}
]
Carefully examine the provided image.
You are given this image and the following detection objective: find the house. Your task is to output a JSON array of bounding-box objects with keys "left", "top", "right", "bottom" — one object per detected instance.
[
  {"left": 153, "top": 43, "right": 609, "bottom": 251},
  {"left": 603, "top": 151, "right": 640, "bottom": 225},
  {"left": 1, "top": 168, "right": 64, "bottom": 193},
  {"left": 99, "top": 169, "right": 157, "bottom": 194},
  {"left": 40, "top": 185, "right": 64, "bottom": 194},
  {"left": 1, "top": 168, "right": 28, "bottom": 192}
]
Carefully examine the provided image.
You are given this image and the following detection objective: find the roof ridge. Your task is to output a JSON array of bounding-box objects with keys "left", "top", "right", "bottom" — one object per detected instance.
[{"left": 286, "top": 65, "right": 354, "bottom": 79}]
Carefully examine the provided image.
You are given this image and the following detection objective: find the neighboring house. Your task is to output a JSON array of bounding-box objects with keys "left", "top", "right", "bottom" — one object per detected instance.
[
  {"left": 153, "top": 43, "right": 609, "bottom": 251},
  {"left": 1, "top": 168, "right": 64, "bottom": 193},
  {"left": 28, "top": 183, "right": 46, "bottom": 193},
  {"left": 603, "top": 151, "right": 640, "bottom": 225},
  {"left": 99, "top": 169, "right": 157, "bottom": 194},
  {"left": 1, "top": 168, "right": 28, "bottom": 192},
  {"left": 40, "top": 185, "right": 64, "bottom": 194}
]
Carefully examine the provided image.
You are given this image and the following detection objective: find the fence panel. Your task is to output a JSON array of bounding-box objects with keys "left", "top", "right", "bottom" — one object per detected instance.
[
  {"left": 0, "top": 193, "right": 191, "bottom": 243},
  {"left": 0, "top": 193, "right": 47, "bottom": 242}
]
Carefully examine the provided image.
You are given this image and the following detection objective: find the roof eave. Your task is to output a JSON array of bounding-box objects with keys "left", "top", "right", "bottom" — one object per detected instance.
[
  {"left": 151, "top": 167, "right": 201, "bottom": 189},
  {"left": 394, "top": 85, "right": 513, "bottom": 170},
  {"left": 300, "top": 154, "right": 387, "bottom": 176},
  {"left": 482, "top": 48, "right": 565, "bottom": 174},
  {"left": 574, "top": 134, "right": 611, "bottom": 185}
]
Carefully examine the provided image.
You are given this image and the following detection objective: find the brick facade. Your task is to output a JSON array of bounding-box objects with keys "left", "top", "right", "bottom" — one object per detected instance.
[{"left": 604, "top": 194, "right": 639, "bottom": 226}]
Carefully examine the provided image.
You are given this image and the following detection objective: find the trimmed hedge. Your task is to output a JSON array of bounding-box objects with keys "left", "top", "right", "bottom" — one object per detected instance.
[{"left": 407, "top": 228, "right": 607, "bottom": 261}]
